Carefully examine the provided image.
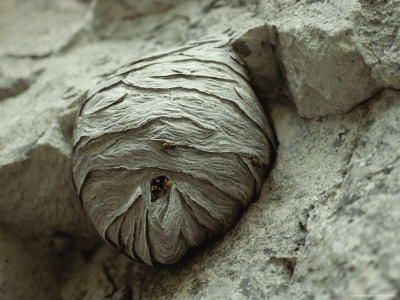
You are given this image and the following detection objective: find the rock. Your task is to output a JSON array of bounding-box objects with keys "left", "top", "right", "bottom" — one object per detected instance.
[
  {"left": 90, "top": 0, "right": 186, "bottom": 38},
  {"left": 270, "top": 0, "right": 378, "bottom": 118},
  {"left": 288, "top": 89, "right": 400, "bottom": 299},
  {"left": 0, "top": 60, "right": 97, "bottom": 240},
  {"left": 1, "top": 0, "right": 400, "bottom": 298},
  {"left": 0, "top": 226, "right": 59, "bottom": 300},
  {"left": 232, "top": 0, "right": 399, "bottom": 118},
  {"left": 354, "top": 0, "right": 400, "bottom": 89},
  {"left": 59, "top": 245, "right": 150, "bottom": 300},
  {"left": 232, "top": 24, "right": 282, "bottom": 99},
  {"left": 0, "top": 69, "right": 43, "bottom": 101},
  {"left": 0, "top": 0, "right": 90, "bottom": 58}
]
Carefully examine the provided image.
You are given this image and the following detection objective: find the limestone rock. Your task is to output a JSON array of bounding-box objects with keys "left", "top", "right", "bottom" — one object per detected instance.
[
  {"left": 355, "top": 0, "right": 400, "bottom": 89},
  {"left": 232, "top": 24, "right": 282, "bottom": 99},
  {"left": 270, "top": 0, "right": 377, "bottom": 117},
  {"left": 90, "top": 0, "right": 186, "bottom": 38},
  {"left": 0, "top": 226, "right": 59, "bottom": 300},
  {"left": 1, "top": 0, "right": 400, "bottom": 299},
  {"left": 0, "top": 59, "right": 96, "bottom": 239},
  {"left": 0, "top": 69, "right": 42, "bottom": 101},
  {"left": 0, "top": 0, "right": 89, "bottom": 57},
  {"left": 60, "top": 245, "right": 150, "bottom": 300},
  {"left": 288, "top": 89, "right": 400, "bottom": 299},
  {"left": 235, "top": 0, "right": 399, "bottom": 118}
]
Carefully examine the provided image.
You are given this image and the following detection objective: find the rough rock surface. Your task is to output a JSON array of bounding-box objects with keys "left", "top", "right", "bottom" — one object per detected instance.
[
  {"left": 0, "top": 0, "right": 399, "bottom": 299},
  {"left": 269, "top": 0, "right": 400, "bottom": 118}
]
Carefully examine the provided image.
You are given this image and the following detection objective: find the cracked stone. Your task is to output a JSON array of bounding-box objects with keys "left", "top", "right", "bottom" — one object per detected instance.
[{"left": 1, "top": 0, "right": 400, "bottom": 299}]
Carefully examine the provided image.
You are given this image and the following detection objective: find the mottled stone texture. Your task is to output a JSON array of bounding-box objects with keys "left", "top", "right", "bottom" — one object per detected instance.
[
  {"left": 0, "top": 0, "right": 399, "bottom": 299},
  {"left": 270, "top": 0, "right": 400, "bottom": 118}
]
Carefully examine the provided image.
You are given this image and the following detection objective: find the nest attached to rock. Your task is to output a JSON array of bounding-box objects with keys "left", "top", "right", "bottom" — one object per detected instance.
[{"left": 72, "top": 38, "right": 275, "bottom": 266}]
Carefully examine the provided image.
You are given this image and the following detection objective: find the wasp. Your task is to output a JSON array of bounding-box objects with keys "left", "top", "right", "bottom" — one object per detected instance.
[
  {"left": 150, "top": 185, "right": 163, "bottom": 201},
  {"left": 163, "top": 179, "right": 172, "bottom": 195},
  {"left": 150, "top": 176, "right": 173, "bottom": 201},
  {"left": 252, "top": 157, "right": 263, "bottom": 167},
  {"left": 162, "top": 139, "right": 177, "bottom": 149},
  {"left": 164, "top": 180, "right": 172, "bottom": 189},
  {"left": 151, "top": 185, "right": 162, "bottom": 192}
]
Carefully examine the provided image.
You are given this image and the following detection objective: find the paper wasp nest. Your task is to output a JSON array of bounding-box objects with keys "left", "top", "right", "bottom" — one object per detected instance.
[{"left": 72, "top": 39, "right": 275, "bottom": 266}]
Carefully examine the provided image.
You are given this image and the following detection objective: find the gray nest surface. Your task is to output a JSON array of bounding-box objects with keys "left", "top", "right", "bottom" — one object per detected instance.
[{"left": 72, "top": 38, "right": 275, "bottom": 266}]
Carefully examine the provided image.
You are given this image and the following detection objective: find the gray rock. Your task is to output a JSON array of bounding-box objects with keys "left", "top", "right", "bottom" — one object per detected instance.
[
  {"left": 59, "top": 245, "right": 150, "bottom": 300},
  {"left": 271, "top": 0, "right": 377, "bottom": 118},
  {"left": 0, "top": 0, "right": 90, "bottom": 58},
  {"left": 355, "top": 0, "right": 400, "bottom": 89},
  {"left": 0, "top": 64, "right": 96, "bottom": 240},
  {"left": 90, "top": 0, "right": 187, "bottom": 38},
  {"left": 0, "top": 0, "right": 399, "bottom": 299},
  {"left": 253, "top": 0, "right": 400, "bottom": 118},
  {"left": 0, "top": 226, "right": 60, "bottom": 300},
  {"left": 0, "top": 69, "right": 42, "bottom": 101},
  {"left": 288, "top": 89, "right": 400, "bottom": 299},
  {"left": 232, "top": 24, "right": 282, "bottom": 99}
]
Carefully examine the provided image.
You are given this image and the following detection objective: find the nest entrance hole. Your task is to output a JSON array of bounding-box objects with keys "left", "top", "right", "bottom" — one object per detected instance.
[{"left": 150, "top": 175, "right": 172, "bottom": 202}]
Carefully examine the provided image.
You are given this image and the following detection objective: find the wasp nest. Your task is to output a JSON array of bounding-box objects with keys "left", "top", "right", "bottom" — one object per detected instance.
[{"left": 72, "top": 38, "right": 275, "bottom": 266}]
